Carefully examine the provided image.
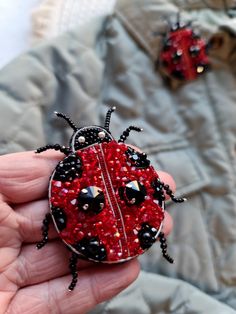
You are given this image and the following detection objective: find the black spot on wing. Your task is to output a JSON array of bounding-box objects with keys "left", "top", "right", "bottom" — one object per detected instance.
[
  {"left": 125, "top": 147, "right": 150, "bottom": 169},
  {"left": 138, "top": 223, "right": 158, "bottom": 250},
  {"left": 73, "top": 237, "right": 107, "bottom": 261},
  {"left": 53, "top": 153, "right": 82, "bottom": 182}
]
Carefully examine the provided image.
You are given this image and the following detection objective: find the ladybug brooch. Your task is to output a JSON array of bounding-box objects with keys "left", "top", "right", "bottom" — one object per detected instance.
[
  {"left": 36, "top": 107, "right": 185, "bottom": 291},
  {"left": 157, "top": 16, "right": 210, "bottom": 85}
]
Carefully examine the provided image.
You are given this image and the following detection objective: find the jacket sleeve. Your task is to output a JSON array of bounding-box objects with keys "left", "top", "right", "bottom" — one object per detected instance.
[
  {"left": 0, "top": 16, "right": 107, "bottom": 154},
  {"left": 90, "top": 272, "right": 236, "bottom": 314}
]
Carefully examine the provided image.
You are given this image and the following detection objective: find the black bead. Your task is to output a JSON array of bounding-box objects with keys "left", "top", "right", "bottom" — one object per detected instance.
[
  {"left": 152, "top": 179, "right": 165, "bottom": 207},
  {"left": 161, "top": 243, "right": 167, "bottom": 249},
  {"left": 172, "top": 50, "right": 182, "bottom": 63},
  {"left": 51, "top": 206, "right": 67, "bottom": 231},
  {"left": 78, "top": 186, "right": 105, "bottom": 214},
  {"left": 138, "top": 223, "right": 158, "bottom": 250},
  {"left": 36, "top": 213, "right": 51, "bottom": 249},
  {"left": 125, "top": 147, "right": 150, "bottom": 169},
  {"left": 171, "top": 69, "right": 185, "bottom": 80},
  {"left": 162, "top": 60, "right": 169, "bottom": 67},
  {"left": 73, "top": 128, "right": 112, "bottom": 150},
  {"left": 74, "top": 237, "right": 107, "bottom": 261},
  {"left": 189, "top": 45, "right": 200, "bottom": 57},
  {"left": 54, "top": 144, "right": 60, "bottom": 150},
  {"left": 120, "top": 180, "right": 146, "bottom": 206}
]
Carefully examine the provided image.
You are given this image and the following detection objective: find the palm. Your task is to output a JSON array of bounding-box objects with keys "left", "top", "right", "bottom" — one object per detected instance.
[{"left": 0, "top": 151, "right": 174, "bottom": 314}]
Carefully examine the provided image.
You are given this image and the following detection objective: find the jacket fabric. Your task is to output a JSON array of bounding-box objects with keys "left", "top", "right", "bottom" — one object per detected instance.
[{"left": 0, "top": 0, "right": 236, "bottom": 313}]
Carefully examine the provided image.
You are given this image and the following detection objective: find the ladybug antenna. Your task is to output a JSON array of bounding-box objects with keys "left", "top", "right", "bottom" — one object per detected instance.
[
  {"left": 54, "top": 112, "right": 78, "bottom": 131},
  {"left": 177, "top": 11, "right": 181, "bottom": 27},
  {"left": 118, "top": 126, "right": 143, "bottom": 143},
  {"left": 104, "top": 106, "right": 116, "bottom": 130}
]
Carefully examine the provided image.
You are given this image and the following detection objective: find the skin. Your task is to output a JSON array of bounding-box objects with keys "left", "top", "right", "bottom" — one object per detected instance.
[{"left": 0, "top": 151, "right": 176, "bottom": 314}]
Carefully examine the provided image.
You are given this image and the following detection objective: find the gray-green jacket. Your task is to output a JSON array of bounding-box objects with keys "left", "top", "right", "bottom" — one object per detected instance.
[{"left": 0, "top": 0, "right": 236, "bottom": 313}]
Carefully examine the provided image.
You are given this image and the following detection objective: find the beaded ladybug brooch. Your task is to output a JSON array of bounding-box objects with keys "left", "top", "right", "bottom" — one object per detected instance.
[
  {"left": 36, "top": 107, "right": 185, "bottom": 291},
  {"left": 157, "top": 17, "right": 210, "bottom": 84}
]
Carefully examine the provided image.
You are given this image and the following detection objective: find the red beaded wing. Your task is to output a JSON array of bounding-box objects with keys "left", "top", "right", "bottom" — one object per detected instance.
[{"left": 49, "top": 140, "right": 164, "bottom": 263}]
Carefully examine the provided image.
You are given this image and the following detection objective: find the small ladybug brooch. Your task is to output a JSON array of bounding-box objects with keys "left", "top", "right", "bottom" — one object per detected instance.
[
  {"left": 36, "top": 107, "right": 185, "bottom": 291},
  {"left": 157, "top": 16, "right": 210, "bottom": 85}
]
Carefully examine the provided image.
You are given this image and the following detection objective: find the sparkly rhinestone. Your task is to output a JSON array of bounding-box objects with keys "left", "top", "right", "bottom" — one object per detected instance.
[
  {"left": 132, "top": 154, "right": 139, "bottom": 160},
  {"left": 121, "top": 180, "right": 147, "bottom": 206},
  {"left": 114, "top": 232, "right": 120, "bottom": 238},
  {"left": 130, "top": 198, "right": 136, "bottom": 204},
  {"left": 83, "top": 204, "right": 89, "bottom": 210},
  {"left": 78, "top": 186, "right": 105, "bottom": 214},
  {"left": 70, "top": 199, "right": 77, "bottom": 205}
]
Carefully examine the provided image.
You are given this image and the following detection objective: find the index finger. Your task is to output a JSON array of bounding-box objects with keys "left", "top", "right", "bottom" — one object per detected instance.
[{"left": 0, "top": 151, "right": 62, "bottom": 203}]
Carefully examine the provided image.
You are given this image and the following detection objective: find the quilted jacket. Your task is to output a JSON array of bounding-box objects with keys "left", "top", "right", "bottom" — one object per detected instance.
[{"left": 0, "top": 0, "right": 236, "bottom": 313}]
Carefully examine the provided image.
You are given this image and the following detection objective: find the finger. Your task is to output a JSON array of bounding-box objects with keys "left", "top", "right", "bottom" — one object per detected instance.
[
  {"left": 14, "top": 199, "right": 172, "bottom": 287},
  {"left": 16, "top": 199, "right": 58, "bottom": 243},
  {"left": 7, "top": 259, "right": 140, "bottom": 314},
  {"left": 162, "top": 211, "right": 173, "bottom": 236},
  {"left": 5, "top": 241, "right": 93, "bottom": 288},
  {"left": 13, "top": 204, "right": 172, "bottom": 288},
  {"left": 157, "top": 171, "right": 176, "bottom": 200},
  {"left": 0, "top": 151, "right": 62, "bottom": 204}
]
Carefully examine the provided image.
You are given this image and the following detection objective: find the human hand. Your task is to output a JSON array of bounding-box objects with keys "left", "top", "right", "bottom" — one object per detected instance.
[{"left": 0, "top": 151, "right": 175, "bottom": 314}]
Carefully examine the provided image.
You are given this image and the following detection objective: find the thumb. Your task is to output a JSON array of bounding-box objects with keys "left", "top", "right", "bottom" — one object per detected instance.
[{"left": 7, "top": 259, "right": 140, "bottom": 314}]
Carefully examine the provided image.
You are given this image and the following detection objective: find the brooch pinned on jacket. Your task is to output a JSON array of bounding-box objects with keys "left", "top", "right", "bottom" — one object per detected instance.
[
  {"left": 35, "top": 107, "right": 186, "bottom": 291},
  {"left": 155, "top": 13, "right": 210, "bottom": 86}
]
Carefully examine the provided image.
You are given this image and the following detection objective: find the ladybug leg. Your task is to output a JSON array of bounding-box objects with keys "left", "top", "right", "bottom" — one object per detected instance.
[
  {"left": 154, "top": 179, "right": 186, "bottom": 203},
  {"left": 158, "top": 232, "right": 174, "bottom": 264},
  {"left": 118, "top": 126, "right": 143, "bottom": 143},
  {"left": 35, "top": 144, "right": 71, "bottom": 155},
  {"left": 162, "top": 183, "right": 187, "bottom": 203},
  {"left": 68, "top": 252, "right": 78, "bottom": 291},
  {"left": 36, "top": 213, "right": 51, "bottom": 249}
]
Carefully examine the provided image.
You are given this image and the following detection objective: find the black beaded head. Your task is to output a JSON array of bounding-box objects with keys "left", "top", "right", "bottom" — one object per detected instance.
[
  {"left": 54, "top": 107, "right": 143, "bottom": 151},
  {"left": 55, "top": 108, "right": 116, "bottom": 151}
]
